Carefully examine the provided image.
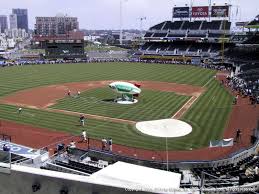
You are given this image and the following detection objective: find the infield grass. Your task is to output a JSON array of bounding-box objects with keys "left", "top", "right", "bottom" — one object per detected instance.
[{"left": 51, "top": 88, "right": 190, "bottom": 121}]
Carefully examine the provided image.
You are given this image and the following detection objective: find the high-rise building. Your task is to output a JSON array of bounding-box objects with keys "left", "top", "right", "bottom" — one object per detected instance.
[
  {"left": 0, "top": 15, "right": 8, "bottom": 33},
  {"left": 12, "top": 9, "right": 28, "bottom": 32},
  {"left": 35, "top": 14, "right": 79, "bottom": 36},
  {"left": 9, "top": 14, "right": 18, "bottom": 29}
]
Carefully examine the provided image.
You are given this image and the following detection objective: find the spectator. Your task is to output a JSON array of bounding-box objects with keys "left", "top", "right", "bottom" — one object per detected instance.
[
  {"left": 69, "top": 140, "right": 76, "bottom": 149},
  {"left": 255, "top": 166, "right": 259, "bottom": 175},
  {"left": 3, "top": 144, "right": 10, "bottom": 152}
]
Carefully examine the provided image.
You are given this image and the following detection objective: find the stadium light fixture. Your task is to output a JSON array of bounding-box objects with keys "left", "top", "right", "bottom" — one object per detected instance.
[{"left": 119, "top": 0, "right": 128, "bottom": 45}]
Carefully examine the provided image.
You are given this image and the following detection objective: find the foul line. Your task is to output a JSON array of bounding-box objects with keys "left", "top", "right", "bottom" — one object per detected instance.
[
  {"left": 202, "top": 76, "right": 215, "bottom": 88},
  {"left": 172, "top": 96, "right": 196, "bottom": 119},
  {"left": 47, "top": 108, "right": 136, "bottom": 125}
]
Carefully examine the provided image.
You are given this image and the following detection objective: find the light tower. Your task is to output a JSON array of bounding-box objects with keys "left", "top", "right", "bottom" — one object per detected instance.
[
  {"left": 138, "top": 17, "right": 146, "bottom": 37},
  {"left": 119, "top": 0, "right": 128, "bottom": 45}
]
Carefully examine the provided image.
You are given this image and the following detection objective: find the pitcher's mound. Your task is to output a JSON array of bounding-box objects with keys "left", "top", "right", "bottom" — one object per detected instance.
[{"left": 136, "top": 119, "right": 192, "bottom": 138}]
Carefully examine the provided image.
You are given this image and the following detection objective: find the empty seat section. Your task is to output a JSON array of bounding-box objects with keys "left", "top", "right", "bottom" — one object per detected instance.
[
  {"left": 182, "top": 21, "right": 191, "bottom": 30},
  {"left": 210, "top": 44, "right": 221, "bottom": 52},
  {"left": 201, "top": 21, "right": 210, "bottom": 30},
  {"left": 208, "top": 33, "right": 222, "bottom": 38},
  {"left": 170, "top": 21, "right": 183, "bottom": 30},
  {"left": 150, "top": 21, "right": 166, "bottom": 30},
  {"left": 189, "top": 21, "right": 202, "bottom": 30},
  {"left": 162, "top": 21, "right": 171, "bottom": 30},
  {"left": 210, "top": 21, "right": 222, "bottom": 30},
  {"left": 152, "top": 33, "right": 167, "bottom": 38},
  {"left": 188, "top": 33, "right": 206, "bottom": 38},
  {"left": 167, "top": 34, "right": 185, "bottom": 37},
  {"left": 144, "top": 32, "right": 153, "bottom": 37},
  {"left": 168, "top": 44, "right": 178, "bottom": 51},
  {"left": 200, "top": 44, "right": 211, "bottom": 52},
  {"left": 188, "top": 44, "right": 200, "bottom": 52},
  {"left": 141, "top": 42, "right": 153, "bottom": 50}
]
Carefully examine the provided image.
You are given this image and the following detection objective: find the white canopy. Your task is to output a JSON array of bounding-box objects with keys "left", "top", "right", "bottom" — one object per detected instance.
[{"left": 90, "top": 161, "right": 181, "bottom": 193}]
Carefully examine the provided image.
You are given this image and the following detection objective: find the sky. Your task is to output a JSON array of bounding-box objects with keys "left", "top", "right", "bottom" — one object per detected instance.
[{"left": 0, "top": 0, "right": 258, "bottom": 30}]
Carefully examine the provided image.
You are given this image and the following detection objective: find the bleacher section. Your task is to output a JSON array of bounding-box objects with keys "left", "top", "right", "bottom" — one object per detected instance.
[
  {"left": 141, "top": 19, "right": 235, "bottom": 58},
  {"left": 148, "top": 20, "right": 231, "bottom": 32},
  {"left": 141, "top": 41, "right": 223, "bottom": 56},
  {"left": 144, "top": 32, "right": 153, "bottom": 38},
  {"left": 243, "top": 34, "right": 259, "bottom": 44},
  {"left": 192, "top": 155, "right": 259, "bottom": 187},
  {"left": 152, "top": 33, "right": 167, "bottom": 38}
]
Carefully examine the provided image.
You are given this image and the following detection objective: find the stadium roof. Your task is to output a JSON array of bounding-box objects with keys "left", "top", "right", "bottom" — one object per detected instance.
[{"left": 90, "top": 161, "right": 181, "bottom": 193}]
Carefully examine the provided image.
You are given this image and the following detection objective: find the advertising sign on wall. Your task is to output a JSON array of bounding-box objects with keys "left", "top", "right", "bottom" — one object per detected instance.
[
  {"left": 211, "top": 6, "right": 229, "bottom": 17},
  {"left": 192, "top": 6, "right": 209, "bottom": 18},
  {"left": 173, "top": 7, "right": 190, "bottom": 18}
]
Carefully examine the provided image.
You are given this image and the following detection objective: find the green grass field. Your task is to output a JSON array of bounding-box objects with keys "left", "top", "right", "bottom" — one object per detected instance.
[
  {"left": 51, "top": 88, "right": 190, "bottom": 121},
  {"left": 0, "top": 63, "right": 233, "bottom": 150}
]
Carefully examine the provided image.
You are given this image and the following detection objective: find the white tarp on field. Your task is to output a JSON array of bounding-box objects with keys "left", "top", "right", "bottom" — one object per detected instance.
[
  {"left": 210, "top": 138, "right": 234, "bottom": 148},
  {"left": 136, "top": 119, "right": 192, "bottom": 138},
  {"left": 90, "top": 161, "right": 181, "bottom": 193}
]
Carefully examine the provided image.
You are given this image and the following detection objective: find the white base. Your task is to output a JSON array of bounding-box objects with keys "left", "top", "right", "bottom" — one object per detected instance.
[
  {"left": 136, "top": 119, "right": 192, "bottom": 138},
  {"left": 115, "top": 99, "right": 138, "bottom": 105}
]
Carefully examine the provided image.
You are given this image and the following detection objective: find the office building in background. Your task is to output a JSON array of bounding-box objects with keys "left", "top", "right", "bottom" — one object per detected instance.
[
  {"left": 0, "top": 15, "right": 8, "bottom": 33},
  {"left": 9, "top": 14, "right": 18, "bottom": 29},
  {"left": 12, "top": 9, "right": 28, "bottom": 32},
  {"left": 35, "top": 14, "right": 79, "bottom": 36}
]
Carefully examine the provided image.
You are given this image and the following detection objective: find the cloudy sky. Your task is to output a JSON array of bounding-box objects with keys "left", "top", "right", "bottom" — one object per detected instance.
[{"left": 0, "top": 0, "right": 258, "bottom": 30}]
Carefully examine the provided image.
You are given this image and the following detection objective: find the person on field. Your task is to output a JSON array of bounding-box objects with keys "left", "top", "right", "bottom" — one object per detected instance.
[
  {"left": 235, "top": 129, "right": 242, "bottom": 143},
  {"left": 67, "top": 90, "right": 71, "bottom": 97},
  {"left": 17, "top": 107, "right": 22, "bottom": 114},
  {"left": 81, "top": 130, "right": 87, "bottom": 142},
  {"left": 108, "top": 138, "right": 112, "bottom": 152},
  {"left": 77, "top": 91, "right": 81, "bottom": 97},
  {"left": 102, "top": 138, "right": 107, "bottom": 150},
  {"left": 79, "top": 114, "right": 86, "bottom": 126}
]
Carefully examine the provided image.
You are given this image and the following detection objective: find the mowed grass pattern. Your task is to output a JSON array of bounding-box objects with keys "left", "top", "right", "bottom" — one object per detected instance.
[
  {"left": 0, "top": 63, "right": 214, "bottom": 97},
  {"left": 0, "top": 63, "right": 233, "bottom": 150},
  {"left": 0, "top": 101, "right": 224, "bottom": 151},
  {"left": 52, "top": 88, "right": 190, "bottom": 121}
]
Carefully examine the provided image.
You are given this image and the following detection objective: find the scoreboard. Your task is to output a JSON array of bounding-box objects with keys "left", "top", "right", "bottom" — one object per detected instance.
[{"left": 45, "top": 39, "right": 85, "bottom": 59}]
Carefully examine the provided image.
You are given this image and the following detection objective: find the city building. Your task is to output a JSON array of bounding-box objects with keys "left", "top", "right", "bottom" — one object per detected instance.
[
  {"left": 5, "top": 28, "right": 28, "bottom": 39},
  {"left": 35, "top": 14, "right": 79, "bottom": 36},
  {"left": 12, "top": 9, "right": 28, "bottom": 32},
  {"left": 9, "top": 14, "right": 18, "bottom": 29},
  {"left": 0, "top": 15, "right": 8, "bottom": 33}
]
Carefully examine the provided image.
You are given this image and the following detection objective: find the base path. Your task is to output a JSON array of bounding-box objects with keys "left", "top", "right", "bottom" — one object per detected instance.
[
  {"left": 0, "top": 80, "right": 204, "bottom": 109},
  {"left": 0, "top": 80, "right": 204, "bottom": 124}
]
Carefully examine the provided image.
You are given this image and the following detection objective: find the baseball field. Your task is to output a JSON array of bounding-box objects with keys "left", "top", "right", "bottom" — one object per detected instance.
[{"left": 0, "top": 62, "right": 233, "bottom": 150}]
